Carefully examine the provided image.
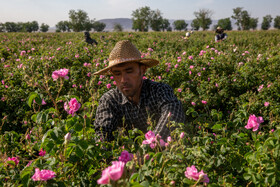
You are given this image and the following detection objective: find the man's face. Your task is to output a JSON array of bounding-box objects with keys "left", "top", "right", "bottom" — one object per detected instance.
[{"left": 111, "top": 62, "right": 146, "bottom": 99}]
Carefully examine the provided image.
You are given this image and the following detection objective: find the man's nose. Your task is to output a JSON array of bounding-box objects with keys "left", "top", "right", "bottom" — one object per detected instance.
[{"left": 120, "top": 73, "right": 128, "bottom": 83}]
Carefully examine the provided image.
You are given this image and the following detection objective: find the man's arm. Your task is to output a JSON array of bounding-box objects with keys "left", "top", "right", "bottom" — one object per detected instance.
[
  {"left": 154, "top": 84, "right": 186, "bottom": 140},
  {"left": 94, "top": 94, "right": 120, "bottom": 142}
]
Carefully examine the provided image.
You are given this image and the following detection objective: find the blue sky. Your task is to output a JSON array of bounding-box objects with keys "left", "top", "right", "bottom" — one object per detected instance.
[{"left": 0, "top": 0, "right": 279, "bottom": 27}]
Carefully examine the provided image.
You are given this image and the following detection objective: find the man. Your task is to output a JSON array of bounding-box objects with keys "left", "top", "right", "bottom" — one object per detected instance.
[
  {"left": 215, "top": 26, "right": 228, "bottom": 42},
  {"left": 93, "top": 40, "right": 185, "bottom": 141}
]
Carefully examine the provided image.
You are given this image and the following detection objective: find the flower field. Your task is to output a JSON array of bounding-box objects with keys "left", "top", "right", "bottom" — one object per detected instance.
[{"left": 1, "top": 30, "right": 280, "bottom": 186}]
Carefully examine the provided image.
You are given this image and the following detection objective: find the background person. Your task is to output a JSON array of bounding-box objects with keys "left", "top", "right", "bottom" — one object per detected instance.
[{"left": 215, "top": 26, "right": 228, "bottom": 42}]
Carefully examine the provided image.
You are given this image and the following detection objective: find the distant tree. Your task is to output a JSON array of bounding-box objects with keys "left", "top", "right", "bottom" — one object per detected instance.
[
  {"left": 274, "top": 16, "right": 280, "bottom": 29},
  {"left": 132, "top": 6, "right": 152, "bottom": 31},
  {"left": 17, "top": 22, "right": 25, "bottom": 32},
  {"left": 249, "top": 18, "right": 258, "bottom": 30},
  {"left": 32, "top": 21, "right": 39, "bottom": 32},
  {"left": 150, "top": 9, "right": 164, "bottom": 31},
  {"left": 21, "top": 21, "right": 39, "bottom": 32},
  {"left": 232, "top": 7, "right": 243, "bottom": 30},
  {"left": 232, "top": 7, "right": 251, "bottom": 30},
  {"left": 240, "top": 10, "right": 251, "bottom": 30},
  {"left": 4, "top": 22, "right": 21, "bottom": 32},
  {"left": 92, "top": 21, "right": 106, "bottom": 32},
  {"left": 84, "top": 20, "right": 95, "bottom": 32},
  {"left": 56, "top": 21, "right": 71, "bottom": 32},
  {"left": 191, "top": 19, "right": 200, "bottom": 31},
  {"left": 68, "top": 9, "right": 94, "bottom": 32},
  {"left": 217, "top": 18, "right": 232, "bottom": 30},
  {"left": 113, "top": 23, "right": 123, "bottom": 32},
  {"left": 40, "top": 23, "right": 49, "bottom": 32},
  {"left": 0, "top": 23, "right": 4, "bottom": 32},
  {"left": 194, "top": 9, "right": 213, "bottom": 31},
  {"left": 24, "top": 22, "right": 33, "bottom": 32},
  {"left": 160, "top": 18, "right": 170, "bottom": 31},
  {"left": 173, "top": 20, "right": 187, "bottom": 31},
  {"left": 261, "top": 15, "right": 273, "bottom": 30},
  {"left": 167, "top": 26, "right": 172, "bottom": 31}
]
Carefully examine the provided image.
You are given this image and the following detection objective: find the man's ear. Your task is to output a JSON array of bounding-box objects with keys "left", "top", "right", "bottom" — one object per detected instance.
[{"left": 140, "top": 65, "right": 147, "bottom": 76}]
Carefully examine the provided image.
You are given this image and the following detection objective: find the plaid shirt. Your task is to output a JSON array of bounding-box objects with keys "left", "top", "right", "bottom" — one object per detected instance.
[{"left": 94, "top": 79, "right": 185, "bottom": 141}]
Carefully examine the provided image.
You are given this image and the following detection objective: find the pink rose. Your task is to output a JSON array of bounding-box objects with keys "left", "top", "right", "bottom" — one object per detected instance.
[
  {"left": 64, "top": 133, "right": 71, "bottom": 143},
  {"left": 144, "top": 154, "right": 150, "bottom": 160},
  {"left": 201, "top": 100, "right": 207, "bottom": 105},
  {"left": 32, "top": 168, "right": 56, "bottom": 181},
  {"left": 180, "top": 132, "right": 185, "bottom": 139},
  {"left": 18, "top": 63, "right": 23, "bottom": 68},
  {"left": 191, "top": 102, "right": 196, "bottom": 106},
  {"left": 145, "top": 130, "right": 155, "bottom": 140},
  {"left": 245, "top": 114, "right": 264, "bottom": 131},
  {"left": 52, "top": 68, "right": 69, "bottom": 81},
  {"left": 167, "top": 136, "right": 172, "bottom": 142},
  {"left": 64, "top": 98, "right": 81, "bottom": 116},
  {"left": 118, "top": 150, "right": 133, "bottom": 163},
  {"left": 258, "top": 84, "right": 264, "bottom": 92},
  {"left": 7, "top": 157, "right": 19, "bottom": 166},
  {"left": 160, "top": 139, "right": 166, "bottom": 147},
  {"left": 26, "top": 134, "right": 31, "bottom": 140},
  {"left": 178, "top": 88, "right": 182, "bottom": 92},
  {"left": 20, "top": 51, "right": 26, "bottom": 56},
  {"left": 264, "top": 102, "right": 269, "bottom": 107},
  {"left": 42, "top": 99, "right": 46, "bottom": 105},
  {"left": 39, "top": 148, "right": 46, "bottom": 156},
  {"left": 142, "top": 131, "right": 157, "bottom": 149},
  {"left": 107, "top": 84, "right": 111, "bottom": 89},
  {"left": 97, "top": 161, "right": 125, "bottom": 184},
  {"left": 185, "top": 165, "right": 209, "bottom": 183}
]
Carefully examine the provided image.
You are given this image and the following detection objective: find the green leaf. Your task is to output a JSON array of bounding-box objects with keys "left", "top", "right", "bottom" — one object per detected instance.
[
  {"left": 130, "top": 173, "right": 139, "bottom": 182},
  {"left": 74, "top": 123, "right": 83, "bottom": 132},
  {"left": 45, "top": 141, "right": 55, "bottom": 152},
  {"left": 212, "top": 124, "right": 223, "bottom": 130},
  {"left": 75, "top": 145, "right": 83, "bottom": 157},
  {"left": 27, "top": 92, "right": 39, "bottom": 107},
  {"left": 6, "top": 161, "right": 15, "bottom": 166},
  {"left": 243, "top": 173, "right": 251, "bottom": 180},
  {"left": 140, "top": 181, "right": 150, "bottom": 187},
  {"left": 78, "top": 140, "right": 88, "bottom": 150},
  {"left": 20, "top": 166, "right": 33, "bottom": 179},
  {"left": 31, "top": 114, "right": 37, "bottom": 122},
  {"left": 130, "top": 183, "right": 142, "bottom": 187},
  {"left": 66, "top": 118, "right": 77, "bottom": 131},
  {"left": 34, "top": 96, "right": 42, "bottom": 105},
  {"left": 155, "top": 152, "right": 163, "bottom": 164}
]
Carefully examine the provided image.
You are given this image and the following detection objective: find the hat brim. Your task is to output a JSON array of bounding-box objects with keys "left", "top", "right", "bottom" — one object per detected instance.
[{"left": 93, "top": 58, "right": 159, "bottom": 75}]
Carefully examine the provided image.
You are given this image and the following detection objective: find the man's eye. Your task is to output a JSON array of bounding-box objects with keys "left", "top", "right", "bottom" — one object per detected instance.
[{"left": 113, "top": 73, "right": 121, "bottom": 76}]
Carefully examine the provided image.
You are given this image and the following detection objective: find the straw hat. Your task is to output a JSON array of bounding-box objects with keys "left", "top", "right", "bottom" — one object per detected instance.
[
  {"left": 93, "top": 40, "right": 159, "bottom": 75},
  {"left": 216, "top": 26, "right": 222, "bottom": 30}
]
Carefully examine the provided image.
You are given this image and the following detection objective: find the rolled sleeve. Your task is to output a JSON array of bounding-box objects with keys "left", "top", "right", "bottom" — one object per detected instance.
[{"left": 154, "top": 84, "right": 185, "bottom": 140}]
